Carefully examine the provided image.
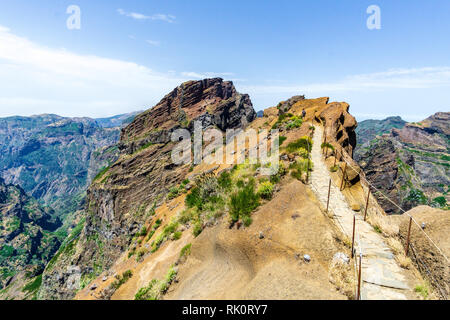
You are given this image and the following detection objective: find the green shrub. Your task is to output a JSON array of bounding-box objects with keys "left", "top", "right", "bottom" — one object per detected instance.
[
  {"left": 136, "top": 248, "right": 148, "bottom": 261},
  {"left": 286, "top": 136, "right": 312, "bottom": 153},
  {"left": 173, "top": 231, "right": 182, "bottom": 240},
  {"left": 258, "top": 181, "right": 274, "bottom": 200},
  {"left": 128, "top": 248, "right": 136, "bottom": 258},
  {"left": 321, "top": 142, "right": 335, "bottom": 151},
  {"left": 290, "top": 158, "right": 313, "bottom": 181},
  {"left": 168, "top": 186, "right": 179, "bottom": 200},
  {"left": 242, "top": 215, "right": 253, "bottom": 227},
  {"left": 415, "top": 284, "right": 429, "bottom": 299},
  {"left": 278, "top": 136, "right": 287, "bottom": 146},
  {"left": 193, "top": 221, "right": 203, "bottom": 237},
  {"left": 432, "top": 196, "right": 447, "bottom": 208},
  {"left": 286, "top": 117, "right": 303, "bottom": 130},
  {"left": 406, "top": 189, "right": 428, "bottom": 206},
  {"left": 180, "top": 244, "right": 192, "bottom": 258},
  {"left": 111, "top": 270, "right": 133, "bottom": 290},
  {"left": 135, "top": 279, "right": 159, "bottom": 300},
  {"left": 218, "top": 171, "right": 232, "bottom": 190},
  {"left": 229, "top": 179, "right": 260, "bottom": 223},
  {"left": 186, "top": 187, "right": 202, "bottom": 209},
  {"left": 138, "top": 226, "right": 147, "bottom": 237}
]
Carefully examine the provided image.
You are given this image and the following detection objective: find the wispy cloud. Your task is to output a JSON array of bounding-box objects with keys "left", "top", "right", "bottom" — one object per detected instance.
[
  {"left": 241, "top": 67, "right": 450, "bottom": 95},
  {"left": 0, "top": 25, "right": 184, "bottom": 117},
  {"left": 117, "top": 9, "right": 176, "bottom": 23},
  {"left": 181, "top": 71, "right": 234, "bottom": 79},
  {"left": 146, "top": 40, "right": 160, "bottom": 47}
]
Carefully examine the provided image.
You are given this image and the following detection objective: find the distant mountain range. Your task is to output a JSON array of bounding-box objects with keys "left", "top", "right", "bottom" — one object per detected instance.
[
  {"left": 0, "top": 112, "right": 139, "bottom": 220},
  {"left": 355, "top": 113, "right": 449, "bottom": 214},
  {"left": 0, "top": 111, "right": 139, "bottom": 295}
]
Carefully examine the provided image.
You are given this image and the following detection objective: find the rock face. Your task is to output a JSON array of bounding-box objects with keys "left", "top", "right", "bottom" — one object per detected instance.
[
  {"left": 0, "top": 178, "right": 61, "bottom": 291},
  {"left": 355, "top": 113, "right": 449, "bottom": 214},
  {"left": 38, "top": 78, "right": 256, "bottom": 300}
]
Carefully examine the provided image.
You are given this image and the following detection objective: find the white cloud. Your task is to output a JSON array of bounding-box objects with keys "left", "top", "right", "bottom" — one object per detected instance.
[
  {"left": 0, "top": 25, "right": 186, "bottom": 117},
  {"left": 117, "top": 9, "right": 176, "bottom": 23},
  {"left": 241, "top": 67, "right": 450, "bottom": 95},
  {"left": 181, "top": 71, "right": 241, "bottom": 81},
  {"left": 146, "top": 40, "right": 160, "bottom": 47}
]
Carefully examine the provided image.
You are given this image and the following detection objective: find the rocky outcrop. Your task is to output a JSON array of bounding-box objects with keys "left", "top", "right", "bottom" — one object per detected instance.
[
  {"left": 355, "top": 112, "right": 449, "bottom": 214},
  {"left": 0, "top": 178, "right": 61, "bottom": 291},
  {"left": 317, "top": 101, "right": 357, "bottom": 157},
  {"left": 38, "top": 78, "right": 256, "bottom": 300}
]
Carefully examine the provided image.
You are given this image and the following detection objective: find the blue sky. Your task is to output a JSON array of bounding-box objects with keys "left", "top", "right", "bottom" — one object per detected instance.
[{"left": 0, "top": 0, "right": 449, "bottom": 121}]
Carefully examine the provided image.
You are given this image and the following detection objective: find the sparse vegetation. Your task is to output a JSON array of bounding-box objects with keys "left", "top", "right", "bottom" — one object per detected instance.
[
  {"left": 179, "top": 244, "right": 192, "bottom": 259},
  {"left": 415, "top": 283, "right": 430, "bottom": 299},
  {"left": 257, "top": 181, "right": 274, "bottom": 200},
  {"left": 329, "top": 259, "right": 355, "bottom": 300},
  {"left": 229, "top": 179, "right": 260, "bottom": 224},
  {"left": 286, "top": 136, "right": 313, "bottom": 153},
  {"left": 93, "top": 166, "right": 110, "bottom": 182},
  {"left": 278, "top": 136, "right": 287, "bottom": 146},
  {"left": 134, "top": 266, "right": 177, "bottom": 300},
  {"left": 111, "top": 270, "right": 133, "bottom": 290}
]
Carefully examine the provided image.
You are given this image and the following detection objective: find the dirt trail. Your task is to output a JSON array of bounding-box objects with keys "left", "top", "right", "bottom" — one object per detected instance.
[{"left": 310, "top": 125, "right": 414, "bottom": 300}]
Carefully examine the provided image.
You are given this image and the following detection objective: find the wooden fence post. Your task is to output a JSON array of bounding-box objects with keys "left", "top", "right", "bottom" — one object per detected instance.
[
  {"left": 326, "top": 179, "right": 331, "bottom": 213},
  {"left": 340, "top": 162, "right": 347, "bottom": 191},
  {"left": 405, "top": 216, "right": 413, "bottom": 255},
  {"left": 357, "top": 253, "right": 362, "bottom": 300},
  {"left": 351, "top": 214, "right": 356, "bottom": 258},
  {"left": 364, "top": 187, "right": 370, "bottom": 221}
]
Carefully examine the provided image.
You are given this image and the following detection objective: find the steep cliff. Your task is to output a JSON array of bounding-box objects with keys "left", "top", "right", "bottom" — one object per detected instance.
[
  {"left": 38, "top": 78, "right": 256, "bottom": 299},
  {"left": 0, "top": 178, "right": 61, "bottom": 298}
]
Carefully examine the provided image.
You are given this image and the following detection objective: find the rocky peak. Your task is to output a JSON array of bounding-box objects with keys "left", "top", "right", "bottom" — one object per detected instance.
[{"left": 120, "top": 78, "right": 256, "bottom": 152}]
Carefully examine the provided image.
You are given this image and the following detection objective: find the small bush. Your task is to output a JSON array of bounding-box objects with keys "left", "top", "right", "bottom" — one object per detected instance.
[
  {"left": 415, "top": 284, "right": 429, "bottom": 299},
  {"left": 258, "top": 181, "right": 274, "bottom": 200},
  {"left": 128, "top": 248, "right": 136, "bottom": 258},
  {"left": 111, "top": 270, "right": 133, "bottom": 290},
  {"left": 286, "top": 117, "right": 303, "bottom": 130},
  {"left": 136, "top": 248, "right": 148, "bottom": 261},
  {"left": 278, "top": 136, "right": 287, "bottom": 146},
  {"left": 218, "top": 171, "right": 232, "bottom": 190},
  {"left": 193, "top": 221, "right": 203, "bottom": 237},
  {"left": 168, "top": 186, "right": 179, "bottom": 200},
  {"left": 290, "top": 158, "right": 313, "bottom": 181},
  {"left": 138, "top": 226, "right": 147, "bottom": 237},
  {"left": 180, "top": 244, "right": 192, "bottom": 259},
  {"left": 229, "top": 179, "right": 260, "bottom": 223},
  {"left": 135, "top": 279, "right": 159, "bottom": 300},
  {"left": 432, "top": 196, "right": 447, "bottom": 208},
  {"left": 286, "top": 136, "right": 313, "bottom": 153},
  {"left": 321, "top": 142, "right": 335, "bottom": 151},
  {"left": 173, "top": 231, "right": 182, "bottom": 240},
  {"left": 242, "top": 215, "right": 253, "bottom": 227}
]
